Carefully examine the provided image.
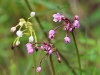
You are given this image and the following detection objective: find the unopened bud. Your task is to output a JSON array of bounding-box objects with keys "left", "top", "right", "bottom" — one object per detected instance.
[
  {"left": 30, "top": 12, "right": 35, "bottom": 17},
  {"left": 10, "top": 27, "right": 16, "bottom": 32}
]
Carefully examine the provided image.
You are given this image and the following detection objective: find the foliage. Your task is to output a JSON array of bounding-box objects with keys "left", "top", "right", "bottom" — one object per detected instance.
[{"left": 0, "top": 0, "right": 100, "bottom": 75}]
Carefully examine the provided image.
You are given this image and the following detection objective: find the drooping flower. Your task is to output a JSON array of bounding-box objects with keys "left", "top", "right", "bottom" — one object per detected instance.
[
  {"left": 10, "top": 27, "right": 16, "bottom": 32},
  {"left": 73, "top": 20, "right": 80, "bottom": 29},
  {"left": 16, "top": 40, "right": 20, "bottom": 46},
  {"left": 16, "top": 30, "right": 22, "bottom": 37},
  {"left": 48, "top": 30, "right": 55, "bottom": 40},
  {"left": 29, "top": 36, "right": 34, "bottom": 42},
  {"left": 36, "top": 67, "right": 41, "bottom": 72},
  {"left": 26, "top": 43, "right": 34, "bottom": 54},
  {"left": 30, "top": 12, "right": 35, "bottom": 17},
  {"left": 53, "top": 13, "right": 62, "bottom": 22},
  {"left": 64, "top": 36, "right": 70, "bottom": 44}
]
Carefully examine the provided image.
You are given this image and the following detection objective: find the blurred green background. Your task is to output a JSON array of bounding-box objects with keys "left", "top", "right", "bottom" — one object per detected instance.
[{"left": 0, "top": 0, "right": 100, "bottom": 75}]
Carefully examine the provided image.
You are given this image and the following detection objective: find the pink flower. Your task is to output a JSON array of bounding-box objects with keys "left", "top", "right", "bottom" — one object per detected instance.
[
  {"left": 36, "top": 67, "right": 41, "bottom": 72},
  {"left": 40, "top": 43, "right": 52, "bottom": 51},
  {"left": 48, "top": 30, "right": 55, "bottom": 40},
  {"left": 48, "top": 34, "right": 54, "bottom": 40},
  {"left": 26, "top": 43, "right": 34, "bottom": 54},
  {"left": 48, "top": 50, "right": 53, "bottom": 55},
  {"left": 73, "top": 20, "right": 80, "bottom": 29},
  {"left": 68, "top": 28, "right": 72, "bottom": 32},
  {"left": 63, "top": 22, "right": 70, "bottom": 30},
  {"left": 64, "top": 36, "right": 70, "bottom": 44},
  {"left": 53, "top": 13, "right": 62, "bottom": 22},
  {"left": 74, "top": 15, "right": 79, "bottom": 21},
  {"left": 49, "top": 30, "right": 55, "bottom": 35}
]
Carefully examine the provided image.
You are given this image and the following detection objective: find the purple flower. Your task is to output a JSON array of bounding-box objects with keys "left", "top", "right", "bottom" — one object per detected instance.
[
  {"left": 64, "top": 36, "right": 70, "bottom": 44},
  {"left": 63, "top": 22, "right": 70, "bottom": 30},
  {"left": 36, "top": 67, "right": 41, "bottom": 72},
  {"left": 73, "top": 20, "right": 80, "bottom": 29},
  {"left": 26, "top": 43, "right": 34, "bottom": 54},
  {"left": 40, "top": 43, "right": 52, "bottom": 51},
  {"left": 53, "top": 13, "right": 62, "bottom": 22},
  {"left": 48, "top": 30, "right": 55, "bottom": 40}
]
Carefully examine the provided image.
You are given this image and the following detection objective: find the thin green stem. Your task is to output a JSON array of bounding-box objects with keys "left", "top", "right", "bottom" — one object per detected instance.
[
  {"left": 24, "top": 0, "right": 55, "bottom": 75},
  {"left": 24, "top": 1, "right": 37, "bottom": 75},
  {"left": 71, "top": 31, "right": 82, "bottom": 75},
  {"left": 33, "top": 31, "right": 38, "bottom": 47},
  {"left": 50, "top": 55, "right": 55, "bottom": 75},
  {"left": 33, "top": 54, "right": 36, "bottom": 75}
]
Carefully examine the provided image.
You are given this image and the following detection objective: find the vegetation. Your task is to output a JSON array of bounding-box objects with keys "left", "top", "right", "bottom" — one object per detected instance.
[{"left": 0, "top": 0, "right": 100, "bottom": 75}]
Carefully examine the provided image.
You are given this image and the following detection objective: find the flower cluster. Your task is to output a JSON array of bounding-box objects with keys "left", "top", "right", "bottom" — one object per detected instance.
[
  {"left": 49, "top": 13, "right": 80, "bottom": 44},
  {"left": 10, "top": 12, "right": 36, "bottom": 48},
  {"left": 10, "top": 12, "right": 61, "bottom": 73},
  {"left": 25, "top": 42, "right": 61, "bottom": 72}
]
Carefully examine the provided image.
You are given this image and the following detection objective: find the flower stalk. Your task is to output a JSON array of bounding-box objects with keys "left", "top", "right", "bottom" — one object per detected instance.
[{"left": 71, "top": 30, "right": 82, "bottom": 75}]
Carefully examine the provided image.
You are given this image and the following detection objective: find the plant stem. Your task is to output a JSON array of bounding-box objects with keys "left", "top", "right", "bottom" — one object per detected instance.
[
  {"left": 33, "top": 54, "right": 36, "bottom": 75},
  {"left": 50, "top": 55, "right": 55, "bottom": 75},
  {"left": 24, "top": 0, "right": 55, "bottom": 75},
  {"left": 71, "top": 30, "right": 82, "bottom": 75}
]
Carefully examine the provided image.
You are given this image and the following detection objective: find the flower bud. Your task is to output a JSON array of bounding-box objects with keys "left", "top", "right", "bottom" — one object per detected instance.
[
  {"left": 36, "top": 67, "right": 41, "bottom": 72},
  {"left": 16, "top": 30, "right": 22, "bottom": 37},
  {"left": 48, "top": 50, "right": 53, "bottom": 55},
  {"left": 16, "top": 40, "right": 20, "bottom": 46},
  {"left": 10, "top": 27, "right": 16, "bottom": 32},
  {"left": 29, "top": 36, "right": 34, "bottom": 42},
  {"left": 74, "top": 15, "right": 79, "bottom": 20},
  {"left": 64, "top": 36, "right": 70, "bottom": 44},
  {"left": 26, "top": 43, "right": 34, "bottom": 54},
  {"left": 30, "top": 12, "right": 35, "bottom": 17},
  {"left": 56, "top": 51, "right": 61, "bottom": 63},
  {"left": 73, "top": 20, "right": 80, "bottom": 29}
]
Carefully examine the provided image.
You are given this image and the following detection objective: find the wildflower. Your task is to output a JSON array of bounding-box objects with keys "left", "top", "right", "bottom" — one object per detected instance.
[
  {"left": 64, "top": 36, "right": 70, "bottom": 44},
  {"left": 36, "top": 67, "right": 41, "bottom": 72},
  {"left": 48, "top": 30, "right": 55, "bottom": 40},
  {"left": 73, "top": 20, "right": 80, "bottom": 29},
  {"left": 16, "top": 40, "right": 20, "bottom": 46},
  {"left": 26, "top": 43, "right": 34, "bottom": 54},
  {"left": 63, "top": 22, "right": 70, "bottom": 30},
  {"left": 16, "top": 30, "right": 22, "bottom": 37},
  {"left": 40, "top": 42, "right": 51, "bottom": 51},
  {"left": 29, "top": 36, "right": 34, "bottom": 42},
  {"left": 53, "top": 13, "right": 62, "bottom": 22},
  {"left": 30, "top": 12, "right": 35, "bottom": 17},
  {"left": 10, "top": 27, "right": 16, "bottom": 32}
]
